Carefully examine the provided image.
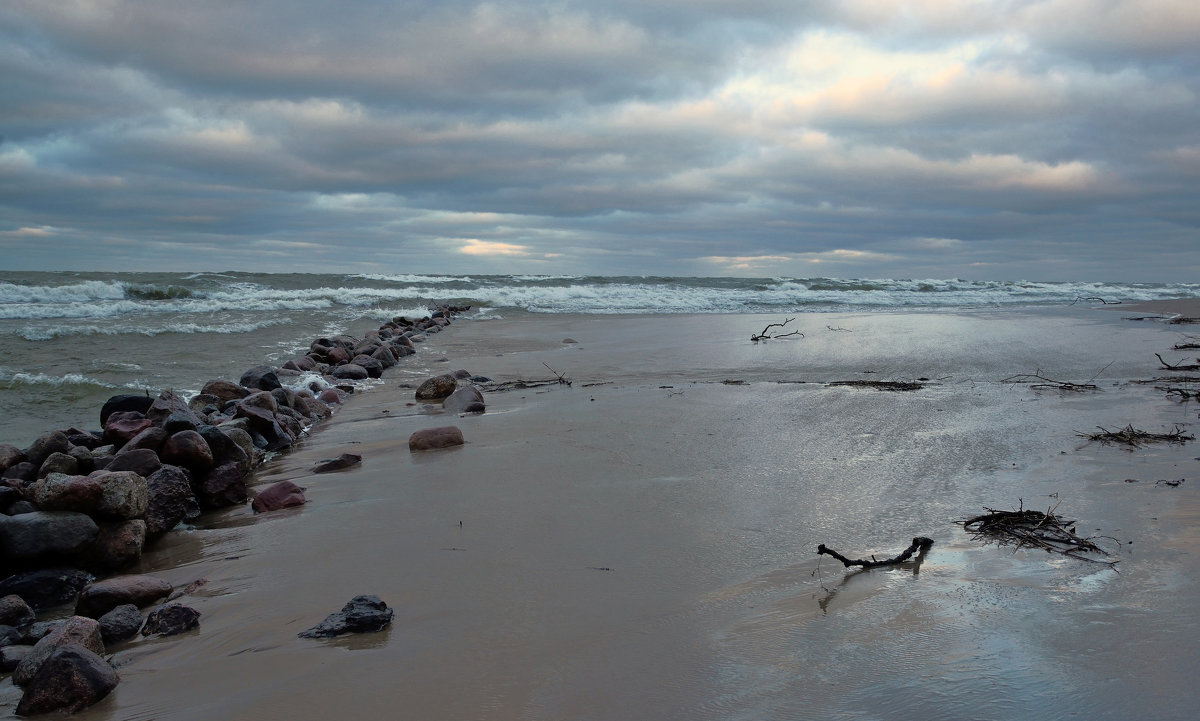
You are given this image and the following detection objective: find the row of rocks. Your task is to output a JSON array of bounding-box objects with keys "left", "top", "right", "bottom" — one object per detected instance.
[{"left": 0, "top": 306, "right": 467, "bottom": 715}]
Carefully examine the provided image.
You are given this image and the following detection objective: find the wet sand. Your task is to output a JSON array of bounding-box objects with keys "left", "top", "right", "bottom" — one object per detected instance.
[{"left": 4, "top": 306, "right": 1199, "bottom": 720}]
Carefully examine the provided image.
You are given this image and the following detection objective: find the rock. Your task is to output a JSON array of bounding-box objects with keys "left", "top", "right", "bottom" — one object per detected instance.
[
  {"left": 297, "top": 595, "right": 393, "bottom": 638},
  {"left": 1, "top": 624, "right": 21, "bottom": 646},
  {"left": 0, "top": 595, "right": 35, "bottom": 628},
  {"left": 93, "top": 470, "right": 149, "bottom": 520},
  {"left": 85, "top": 520, "right": 146, "bottom": 573},
  {"left": 25, "top": 431, "right": 71, "bottom": 470},
  {"left": 2, "top": 461, "right": 37, "bottom": 485},
  {"left": 0, "top": 485, "right": 20, "bottom": 513},
  {"left": 251, "top": 481, "right": 307, "bottom": 513},
  {"left": 240, "top": 365, "right": 282, "bottom": 392},
  {"left": 317, "top": 388, "right": 344, "bottom": 404},
  {"left": 67, "top": 445, "right": 95, "bottom": 474},
  {"left": 415, "top": 374, "right": 458, "bottom": 401},
  {"left": 146, "top": 390, "right": 203, "bottom": 429},
  {"left": 311, "top": 453, "right": 362, "bottom": 474},
  {"left": 200, "top": 379, "right": 251, "bottom": 402},
  {"left": 0, "top": 644, "right": 31, "bottom": 672},
  {"left": 103, "top": 412, "right": 153, "bottom": 448},
  {"left": 97, "top": 604, "right": 143, "bottom": 644},
  {"left": 349, "top": 355, "right": 384, "bottom": 378},
  {"left": 443, "top": 386, "right": 486, "bottom": 414},
  {"left": 331, "top": 363, "right": 369, "bottom": 380},
  {"left": 28, "top": 473, "right": 104, "bottom": 514},
  {"left": 0, "top": 569, "right": 95, "bottom": 612},
  {"left": 0, "top": 444, "right": 26, "bottom": 473},
  {"left": 15, "top": 642, "right": 119, "bottom": 715},
  {"left": 100, "top": 394, "right": 154, "bottom": 427},
  {"left": 8, "top": 500, "right": 37, "bottom": 515},
  {"left": 13, "top": 615, "right": 105, "bottom": 687},
  {"left": 196, "top": 462, "right": 247, "bottom": 508},
  {"left": 122, "top": 425, "right": 168, "bottom": 453},
  {"left": 144, "top": 465, "right": 199, "bottom": 540},
  {"left": 408, "top": 426, "right": 465, "bottom": 452},
  {"left": 107, "top": 447, "right": 163, "bottom": 476},
  {"left": 37, "top": 451, "right": 79, "bottom": 478},
  {"left": 0, "top": 512, "right": 99, "bottom": 562},
  {"left": 293, "top": 393, "right": 332, "bottom": 421},
  {"left": 141, "top": 603, "right": 200, "bottom": 636},
  {"left": 160, "top": 430, "right": 213, "bottom": 473},
  {"left": 75, "top": 574, "right": 173, "bottom": 619}
]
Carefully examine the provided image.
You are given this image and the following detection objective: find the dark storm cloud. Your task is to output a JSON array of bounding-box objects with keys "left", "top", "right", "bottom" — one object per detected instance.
[{"left": 1, "top": 0, "right": 1198, "bottom": 279}]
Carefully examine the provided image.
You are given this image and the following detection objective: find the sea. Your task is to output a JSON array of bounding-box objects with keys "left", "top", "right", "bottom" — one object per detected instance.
[{"left": 2, "top": 270, "right": 1198, "bottom": 448}]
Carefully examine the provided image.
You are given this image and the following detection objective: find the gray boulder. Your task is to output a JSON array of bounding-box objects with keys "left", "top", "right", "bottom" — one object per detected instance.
[
  {"left": 75, "top": 574, "right": 173, "bottom": 619},
  {"left": 443, "top": 385, "right": 486, "bottom": 414},
  {"left": 0, "top": 512, "right": 99, "bottom": 562},
  {"left": 298, "top": 595, "right": 392, "bottom": 638},
  {"left": 408, "top": 426, "right": 465, "bottom": 452},
  {"left": 13, "top": 615, "right": 104, "bottom": 687},
  {"left": 141, "top": 603, "right": 201, "bottom": 636},
  {"left": 97, "top": 604, "right": 143, "bottom": 644},
  {"left": 93, "top": 470, "right": 149, "bottom": 520},
  {"left": 415, "top": 374, "right": 457, "bottom": 401},
  {"left": 15, "top": 642, "right": 118, "bottom": 715},
  {"left": 144, "top": 465, "right": 200, "bottom": 540}
]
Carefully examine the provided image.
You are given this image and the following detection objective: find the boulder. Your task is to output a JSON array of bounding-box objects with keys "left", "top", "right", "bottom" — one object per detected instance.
[
  {"left": 160, "top": 430, "right": 213, "bottom": 473},
  {"left": 0, "top": 444, "right": 25, "bottom": 473},
  {"left": 408, "top": 426, "right": 465, "bottom": 452},
  {"left": 121, "top": 425, "right": 168, "bottom": 453},
  {"left": 298, "top": 595, "right": 393, "bottom": 638},
  {"left": 199, "top": 379, "right": 250, "bottom": 402},
  {"left": 67, "top": 445, "right": 95, "bottom": 474},
  {"left": 0, "top": 512, "right": 99, "bottom": 562},
  {"left": 162, "top": 410, "right": 201, "bottom": 434},
  {"left": 415, "top": 374, "right": 457, "bottom": 401},
  {"left": 326, "top": 346, "right": 351, "bottom": 365},
  {"left": 100, "top": 394, "right": 154, "bottom": 427},
  {"left": 85, "top": 520, "right": 146, "bottom": 573},
  {"left": 270, "top": 387, "right": 297, "bottom": 409},
  {"left": 311, "top": 453, "right": 362, "bottom": 474},
  {"left": 251, "top": 481, "right": 307, "bottom": 513},
  {"left": 13, "top": 615, "right": 105, "bottom": 687},
  {"left": 15, "top": 642, "right": 118, "bottom": 715},
  {"left": 107, "top": 447, "right": 163, "bottom": 477},
  {"left": 349, "top": 355, "right": 384, "bottom": 378},
  {"left": 24, "top": 431, "right": 71, "bottom": 470},
  {"left": 28, "top": 473, "right": 104, "bottom": 514},
  {"left": 93, "top": 470, "right": 149, "bottom": 520},
  {"left": 97, "top": 604, "right": 143, "bottom": 644},
  {"left": 0, "top": 644, "right": 31, "bottom": 672},
  {"left": 144, "top": 465, "right": 200, "bottom": 541},
  {"left": 146, "top": 390, "right": 202, "bottom": 428},
  {"left": 317, "top": 388, "right": 344, "bottom": 405},
  {"left": 0, "top": 595, "right": 35, "bottom": 628},
  {"left": 141, "top": 603, "right": 200, "bottom": 636},
  {"left": 75, "top": 574, "right": 173, "bottom": 619},
  {"left": 37, "top": 451, "right": 79, "bottom": 478},
  {"left": 103, "top": 412, "right": 153, "bottom": 448},
  {"left": 196, "top": 462, "right": 247, "bottom": 508},
  {"left": 443, "top": 386, "right": 486, "bottom": 414},
  {"left": 0, "top": 569, "right": 95, "bottom": 612},
  {"left": 240, "top": 365, "right": 282, "bottom": 392},
  {"left": 331, "top": 363, "right": 368, "bottom": 380},
  {"left": 2, "top": 462, "right": 37, "bottom": 485}
]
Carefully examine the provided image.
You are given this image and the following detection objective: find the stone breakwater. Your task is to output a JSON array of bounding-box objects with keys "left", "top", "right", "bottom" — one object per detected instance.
[{"left": 0, "top": 305, "right": 466, "bottom": 715}]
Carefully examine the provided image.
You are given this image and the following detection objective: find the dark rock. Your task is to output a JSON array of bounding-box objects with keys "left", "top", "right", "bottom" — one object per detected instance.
[
  {"left": 1, "top": 624, "right": 21, "bottom": 647},
  {"left": 162, "top": 411, "right": 201, "bottom": 435},
  {"left": 13, "top": 615, "right": 104, "bottom": 687},
  {"left": 107, "top": 447, "right": 163, "bottom": 476},
  {"left": 141, "top": 603, "right": 200, "bottom": 636},
  {"left": 187, "top": 393, "right": 224, "bottom": 416},
  {"left": 25, "top": 431, "right": 71, "bottom": 470},
  {"left": 23, "top": 620, "right": 64, "bottom": 644},
  {"left": 2, "top": 461, "right": 37, "bottom": 485},
  {"left": 297, "top": 595, "right": 393, "bottom": 638},
  {"left": 326, "top": 346, "right": 351, "bottom": 365},
  {"left": 250, "top": 481, "right": 307, "bottom": 513},
  {"left": 1, "top": 644, "right": 32, "bottom": 672},
  {"left": 103, "top": 412, "right": 153, "bottom": 448},
  {"left": 196, "top": 462, "right": 247, "bottom": 508},
  {"left": 65, "top": 432, "right": 103, "bottom": 451},
  {"left": 349, "top": 355, "right": 384, "bottom": 378},
  {"left": 408, "top": 426, "right": 465, "bottom": 452},
  {"left": 146, "top": 390, "right": 202, "bottom": 428},
  {"left": 75, "top": 574, "right": 173, "bottom": 618},
  {"left": 15, "top": 642, "right": 118, "bottom": 715},
  {"left": 371, "top": 345, "right": 397, "bottom": 368},
  {"left": 121, "top": 425, "right": 168, "bottom": 453},
  {"left": 451, "top": 369, "right": 473, "bottom": 379},
  {"left": 160, "top": 430, "right": 213, "bottom": 473},
  {"left": 199, "top": 379, "right": 251, "bottom": 402},
  {"left": 317, "top": 388, "right": 344, "bottom": 404},
  {"left": 293, "top": 393, "right": 332, "bottom": 421},
  {"left": 100, "top": 394, "right": 154, "bottom": 427},
  {"left": 85, "top": 520, "right": 146, "bottom": 573},
  {"left": 0, "top": 512, "right": 99, "bottom": 562},
  {"left": 0, "top": 568, "right": 95, "bottom": 612},
  {"left": 0, "top": 444, "right": 26, "bottom": 473},
  {"left": 443, "top": 386, "right": 486, "bottom": 414},
  {"left": 270, "top": 387, "right": 297, "bottom": 410},
  {"left": 92, "top": 470, "right": 149, "bottom": 520},
  {"left": 415, "top": 374, "right": 457, "bottom": 401},
  {"left": 0, "top": 594, "right": 35, "bottom": 628},
  {"left": 67, "top": 445, "right": 95, "bottom": 474},
  {"left": 331, "top": 363, "right": 369, "bottom": 380},
  {"left": 311, "top": 453, "right": 362, "bottom": 474},
  {"left": 0, "top": 485, "right": 19, "bottom": 512},
  {"left": 240, "top": 365, "right": 282, "bottom": 392},
  {"left": 8, "top": 500, "right": 37, "bottom": 515},
  {"left": 144, "top": 465, "right": 199, "bottom": 540},
  {"left": 97, "top": 604, "right": 143, "bottom": 644},
  {"left": 28, "top": 473, "right": 104, "bottom": 514},
  {"left": 37, "top": 451, "right": 79, "bottom": 478}
]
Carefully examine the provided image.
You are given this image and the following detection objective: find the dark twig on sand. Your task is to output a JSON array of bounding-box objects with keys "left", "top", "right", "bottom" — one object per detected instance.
[
  {"left": 1077, "top": 424, "right": 1194, "bottom": 447},
  {"left": 816, "top": 537, "right": 934, "bottom": 569},
  {"left": 1072, "top": 296, "right": 1122, "bottom": 305},
  {"left": 1155, "top": 353, "right": 1200, "bottom": 371},
  {"left": 960, "top": 501, "right": 1118, "bottom": 566},
  {"left": 827, "top": 380, "right": 924, "bottom": 391},
  {"left": 751, "top": 317, "right": 804, "bottom": 342}
]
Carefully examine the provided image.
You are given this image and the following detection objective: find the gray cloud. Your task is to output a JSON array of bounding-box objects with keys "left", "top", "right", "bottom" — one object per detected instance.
[{"left": 2, "top": 0, "right": 1198, "bottom": 279}]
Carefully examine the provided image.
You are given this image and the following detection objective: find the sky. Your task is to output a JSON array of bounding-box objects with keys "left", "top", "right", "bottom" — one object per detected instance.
[{"left": 2, "top": 1, "right": 1198, "bottom": 281}]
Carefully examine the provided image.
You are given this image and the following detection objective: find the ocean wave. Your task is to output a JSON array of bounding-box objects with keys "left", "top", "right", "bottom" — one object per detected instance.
[
  {"left": 13, "top": 317, "right": 294, "bottom": 341},
  {"left": 0, "top": 280, "right": 128, "bottom": 304},
  {"left": 0, "top": 368, "right": 154, "bottom": 392},
  {"left": 350, "top": 273, "right": 472, "bottom": 284}
]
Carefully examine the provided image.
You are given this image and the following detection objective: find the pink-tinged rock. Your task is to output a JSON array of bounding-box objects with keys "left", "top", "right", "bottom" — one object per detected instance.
[
  {"left": 408, "top": 426, "right": 465, "bottom": 452},
  {"left": 197, "top": 462, "right": 247, "bottom": 509},
  {"left": 106, "top": 447, "right": 163, "bottom": 477},
  {"left": 85, "top": 520, "right": 146, "bottom": 574},
  {"left": 102, "top": 412, "right": 153, "bottom": 448},
  {"left": 415, "top": 374, "right": 457, "bottom": 401},
  {"left": 75, "top": 574, "right": 173, "bottom": 618},
  {"left": 251, "top": 481, "right": 307, "bottom": 513},
  {"left": 318, "top": 388, "right": 344, "bottom": 404},
  {"left": 160, "top": 430, "right": 213, "bottom": 473},
  {"left": 200, "top": 379, "right": 250, "bottom": 402},
  {"left": 90, "top": 470, "right": 148, "bottom": 520},
  {"left": 29, "top": 474, "right": 104, "bottom": 514},
  {"left": 311, "top": 453, "right": 361, "bottom": 474},
  {"left": 13, "top": 615, "right": 105, "bottom": 687},
  {"left": 326, "top": 346, "right": 351, "bottom": 365},
  {"left": 15, "top": 642, "right": 118, "bottom": 715}
]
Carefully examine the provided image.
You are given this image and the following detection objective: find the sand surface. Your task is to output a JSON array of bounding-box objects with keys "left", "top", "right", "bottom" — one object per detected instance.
[{"left": 3, "top": 307, "right": 1198, "bottom": 720}]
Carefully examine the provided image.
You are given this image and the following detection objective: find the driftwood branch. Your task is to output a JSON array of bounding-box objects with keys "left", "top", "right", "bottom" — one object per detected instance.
[
  {"left": 751, "top": 317, "right": 804, "bottom": 342},
  {"left": 960, "top": 502, "right": 1118, "bottom": 566},
  {"left": 1000, "top": 371, "right": 1099, "bottom": 392},
  {"left": 817, "top": 537, "right": 933, "bottom": 569},
  {"left": 1156, "top": 353, "right": 1200, "bottom": 370},
  {"left": 1078, "top": 424, "right": 1194, "bottom": 447},
  {"left": 1072, "top": 296, "right": 1122, "bottom": 305}
]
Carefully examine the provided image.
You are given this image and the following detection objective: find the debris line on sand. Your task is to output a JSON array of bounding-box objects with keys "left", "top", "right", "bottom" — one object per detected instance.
[{"left": 959, "top": 502, "right": 1118, "bottom": 565}]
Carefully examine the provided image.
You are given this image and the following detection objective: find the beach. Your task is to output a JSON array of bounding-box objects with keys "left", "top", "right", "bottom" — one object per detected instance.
[{"left": 3, "top": 301, "right": 1197, "bottom": 719}]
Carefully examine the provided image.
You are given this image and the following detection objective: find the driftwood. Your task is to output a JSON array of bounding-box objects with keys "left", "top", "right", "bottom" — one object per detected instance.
[
  {"left": 1155, "top": 353, "right": 1200, "bottom": 371},
  {"left": 1072, "top": 296, "right": 1122, "bottom": 305},
  {"left": 960, "top": 503, "right": 1117, "bottom": 565},
  {"left": 1168, "top": 317, "right": 1200, "bottom": 325},
  {"left": 751, "top": 318, "right": 804, "bottom": 342},
  {"left": 1000, "top": 371, "right": 1099, "bottom": 392},
  {"left": 480, "top": 363, "right": 572, "bottom": 392},
  {"left": 1173, "top": 342, "right": 1200, "bottom": 350},
  {"left": 1160, "top": 386, "right": 1200, "bottom": 401},
  {"left": 828, "top": 380, "right": 923, "bottom": 391},
  {"left": 1078, "top": 424, "right": 1194, "bottom": 447},
  {"left": 817, "top": 537, "right": 933, "bottom": 569}
]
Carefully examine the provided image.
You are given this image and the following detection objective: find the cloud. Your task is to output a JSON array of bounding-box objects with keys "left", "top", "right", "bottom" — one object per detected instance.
[{"left": 459, "top": 239, "right": 533, "bottom": 257}]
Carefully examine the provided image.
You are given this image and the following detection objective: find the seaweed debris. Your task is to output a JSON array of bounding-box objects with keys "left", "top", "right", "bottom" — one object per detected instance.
[
  {"left": 960, "top": 503, "right": 1118, "bottom": 565},
  {"left": 1078, "top": 424, "right": 1194, "bottom": 447},
  {"left": 827, "top": 380, "right": 924, "bottom": 391}
]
